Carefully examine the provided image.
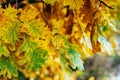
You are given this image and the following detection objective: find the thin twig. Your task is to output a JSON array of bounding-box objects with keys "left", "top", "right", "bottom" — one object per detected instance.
[
  {"left": 99, "top": 0, "right": 114, "bottom": 9},
  {"left": 35, "top": 3, "right": 49, "bottom": 26},
  {"left": 16, "top": 0, "right": 18, "bottom": 9}
]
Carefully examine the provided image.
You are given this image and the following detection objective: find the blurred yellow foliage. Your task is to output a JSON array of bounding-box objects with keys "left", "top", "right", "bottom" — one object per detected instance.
[{"left": 89, "top": 76, "right": 95, "bottom": 80}]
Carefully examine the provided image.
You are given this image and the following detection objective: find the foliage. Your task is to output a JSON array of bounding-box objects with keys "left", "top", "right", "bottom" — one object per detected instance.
[
  {"left": 0, "top": 57, "right": 18, "bottom": 78},
  {"left": 0, "top": 0, "right": 119, "bottom": 79}
]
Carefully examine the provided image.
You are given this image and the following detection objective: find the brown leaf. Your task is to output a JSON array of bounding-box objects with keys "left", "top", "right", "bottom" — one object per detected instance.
[
  {"left": 62, "top": 13, "right": 74, "bottom": 35},
  {"left": 84, "top": 23, "right": 92, "bottom": 32},
  {"left": 92, "top": 41, "right": 101, "bottom": 53},
  {"left": 90, "top": 21, "right": 101, "bottom": 53},
  {"left": 79, "top": 0, "right": 99, "bottom": 25}
]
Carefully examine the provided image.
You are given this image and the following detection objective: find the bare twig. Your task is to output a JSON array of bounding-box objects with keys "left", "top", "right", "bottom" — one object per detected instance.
[
  {"left": 35, "top": 3, "right": 49, "bottom": 26},
  {"left": 99, "top": 0, "right": 114, "bottom": 9},
  {"left": 16, "top": 0, "right": 18, "bottom": 9}
]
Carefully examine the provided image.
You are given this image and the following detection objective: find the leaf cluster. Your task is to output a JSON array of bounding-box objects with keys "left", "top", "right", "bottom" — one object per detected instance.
[{"left": 0, "top": 0, "right": 118, "bottom": 79}]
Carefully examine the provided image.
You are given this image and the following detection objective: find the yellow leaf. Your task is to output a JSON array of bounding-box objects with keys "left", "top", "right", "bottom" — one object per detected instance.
[
  {"left": 20, "top": 5, "right": 39, "bottom": 21},
  {"left": 82, "top": 44, "right": 93, "bottom": 58},
  {"left": 43, "top": 0, "right": 56, "bottom": 5},
  {"left": 89, "top": 76, "right": 95, "bottom": 80},
  {"left": 63, "top": 0, "right": 83, "bottom": 10},
  {"left": 4, "top": 4, "right": 18, "bottom": 21}
]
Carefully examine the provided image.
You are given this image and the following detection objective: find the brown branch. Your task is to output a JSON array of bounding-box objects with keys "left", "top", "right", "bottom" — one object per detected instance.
[
  {"left": 99, "top": 0, "right": 114, "bottom": 9},
  {"left": 35, "top": 3, "right": 49, "bottom": 25}
]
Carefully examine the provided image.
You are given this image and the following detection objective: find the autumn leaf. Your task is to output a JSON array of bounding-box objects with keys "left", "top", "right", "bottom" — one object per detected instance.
[
  {"left": 0, "top": 41, "right": 10, "bottom": 57},
  {"left": 59, "top": 36, "right": 84, "bottom": 71},
  {"left": 27, "top": 47, "right": 48, "bottom": 71},
  {"left": 43, "top": 0, "right": 56, "bottom": 5},
  {"left": 63, "top": 0, "right": 83, "bottom": 10},
  {"left": 18, "top": 38, "right": 48, "bottom": 71},
  {"left": 4, "top": 4, "right": 18, "bottom": 21},
  {"left": 0, "top": 0, "right": 118, "bottom": 79},
  {"left": 80, "top": 0, "right": 98, "bottom": 23},
  {"left": 90, "top": 22, "right": 101, "bottom": 53},
  {"left": 21, "top": 19, "right": 44, "bottom": 39},
  {"left": 18, "top": 38, "right": 37, "bottom": 64},
  {"left": 67, "top": 46, "right": 84, "bottom": 71},
  {"left": 19, "top": 6, "right": 39, "bottom": 21},
  {"left": 2, "top": 21, "right": 20, "bottom": 43},
  {"left": 98, "top": 34, "right": 114, "bottom": 55},
  {"left": 0, "top": 7, "right": 7, "bottom": 27},
  {"left": 0, "top": 57, "right": 18, "bottom": 78}
]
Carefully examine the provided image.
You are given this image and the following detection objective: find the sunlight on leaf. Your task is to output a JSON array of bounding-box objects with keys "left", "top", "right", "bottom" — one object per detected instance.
[{"left": 98, "top": 35, "right": 114, "bottom": 55}]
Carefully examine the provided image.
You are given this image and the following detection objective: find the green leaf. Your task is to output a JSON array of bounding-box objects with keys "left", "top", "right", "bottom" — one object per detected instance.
[
  {"left": 43, "top": 0, "right": 56, "bottom": 5},
  {"left": 59, "top": 36, "right": 84, "bottom": 71},
  {"left": 19, "top": 39, "right": 47, "bottom": 71},
  {"left": 101, "top": 24, "right": 107, "bottom": 32},
  {"left": 27, "top": 47, "right": 48, "bottom": 71},
  {"left": 98, "top": 34, "right": 114, "bottom": 55},
  {"left": 17, "top": 71, "right": 26, "bottom": 80},
  {"left": 19, "top": 39, "right": 37, "bottom": 55},
  {"left": 67, "top": 47, "right": 84, "bottom": 71},
  {"left": 23, "top": 20, "right": 44, "bottom": 39},
  {"left": 18, "top": 39, "right": 37, "bottom": 65},
  {"left": 0, "top": 57, "right": 18, "bottom": 78},
  {"left": 0, "top": 41, "right": 10, "bottom": 57},
  {"left": 59, "top": 48, "right": 70, "bottom": 70},
  {"left": 2, "top": 21, "right": 20, "bottom": 43}
]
